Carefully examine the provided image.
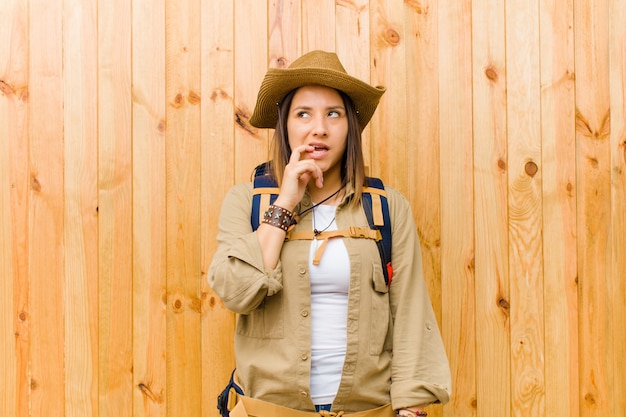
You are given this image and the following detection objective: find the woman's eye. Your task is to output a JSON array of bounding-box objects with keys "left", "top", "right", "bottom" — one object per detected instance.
[
  {"left": 328, "top": 110, "right": 340, "bottom": 118},
  {"left": 297, "top": 111, "right": 310, "bottom": 118}
]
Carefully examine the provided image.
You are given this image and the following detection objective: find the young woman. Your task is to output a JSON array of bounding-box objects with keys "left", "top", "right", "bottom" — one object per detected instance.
[{"left": 209, "top": 50, "right": 451, "bottom": 417}]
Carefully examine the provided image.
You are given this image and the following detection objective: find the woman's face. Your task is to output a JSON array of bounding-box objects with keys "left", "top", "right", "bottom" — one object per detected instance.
[{"left": 286, "top": 85, "right": 348, "bottom": 182}]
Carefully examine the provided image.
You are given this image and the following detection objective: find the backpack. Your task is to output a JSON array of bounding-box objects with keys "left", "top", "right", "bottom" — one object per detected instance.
[{"left": 250, "top": 162, "right": 393, "bottom": 286}]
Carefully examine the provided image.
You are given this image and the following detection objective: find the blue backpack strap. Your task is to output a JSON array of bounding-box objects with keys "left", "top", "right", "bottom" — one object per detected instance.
[
  {"left": 251, "top": 162, "right": 280, "bottom": 230},
  {"left": 217, "top": 369, "right": 244, "bottom": 417},
  {"left": 362, "top": 177, "right": 393, "bottom": 286}
]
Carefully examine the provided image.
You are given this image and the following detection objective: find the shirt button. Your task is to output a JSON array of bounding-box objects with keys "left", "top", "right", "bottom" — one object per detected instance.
[
  {"left": 301, "top": 310, "right": 309, "bottom": 317},
  {"left": 299, "top": 267, "right": 306, "bottom": 275},
  {"left": 300, "top": 390, "right": 308, "bottom": 397},
  {"left": 301, "top": 353, "right": 308, "bottom": 361}
]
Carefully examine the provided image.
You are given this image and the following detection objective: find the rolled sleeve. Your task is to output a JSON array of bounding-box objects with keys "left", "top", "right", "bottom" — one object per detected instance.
[{"left": 208, "top": 182, "right": 284, "bottom": 314}]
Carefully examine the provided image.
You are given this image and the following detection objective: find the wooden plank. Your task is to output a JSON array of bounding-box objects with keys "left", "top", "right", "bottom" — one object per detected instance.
[
  {"left": 336, "top": 0, "right": 371, "bottom": 167},
  {"left": 302, "top": 0, "right": 335, "bottom": 52},
  {"left": 63, "top": 0, "right": 99, "bottom": 415},
  {"left": 607, "top": 0, "right": 626, "bottom": 413},
  {"left": 28, "top": 0, "right": 65, "bottom": 414},
  {"left": 165, "top": 0, "right": 203, "bottom": 415},
  {"left": 269, "top": 0, "right": 301, "bottom": 68},
  {"left": 404, "top": 0, "right": 442, "bottom": 341},
  {"left": 0, "top": 1, "right": 30, "bottom": 416},
  {"left": 505, "top": 1, "right": 545, "bottom": 416},
  {"left": 98, "top": 0, "right": 134, "bottom": 415},
  {"left": 437, "top": 1, "right": 476, "bottom": 416},
  {"left": 471, "top": 0, "right": 510, "bottom": 416},
  {"left": 370, "top": 0, "right": 408, "bottom": 189},
  {"left": 234, "top": 0, "right": 268, "bottom": 181},
  {"left": 539, "top": 0, "right": 578, "bottom": 416},
  {"left": 574, "top": 0, "right": 612, "bottom": 415},
  {"left": 131, "top": 0, "right": 167, "bottom": 416},
  {"left": 201, "top": 0, "right": 236, "bottom": 416}
]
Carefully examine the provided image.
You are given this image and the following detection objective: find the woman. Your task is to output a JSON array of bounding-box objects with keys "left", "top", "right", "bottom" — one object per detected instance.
[{"left": 209, "top": 50, "right": 451, "bottom": 417}]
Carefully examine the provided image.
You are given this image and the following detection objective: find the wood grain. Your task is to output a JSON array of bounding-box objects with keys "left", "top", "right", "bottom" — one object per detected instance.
[
  {"left": 234, "top": 0, "right": 269, "bottom": 181},
  {"left": 0, "top": 1, "right": 29, "bottom": 416},
  {"left": 607, "top": 1, "right": 626, "bottom": 413},
  {"left": 506, "top": 1, "right": 545, "bottom": 416},
  {"left": 574, "top": 0, "right": 612, "bottom": 415},
  {"left": 165, "top": 0, "right": 203, "bottom": 415},
  {"left": 472, "top": 0, "right": 510, "bottom": 415},
  {"left": 99, "top": 0, "right": 134, "bottom": 415},
  {"left": 63, "top": 0, "right": 99, "bottom": 415},
  {"left": 539, "top": 0, "right": 578, "bottom": 416},
  {"left": 28, "top": 0, "right": 65, "bottom": 415},
  {"left": 132, "top": 0, "right": 167, "bottom": 415},
  {"left": 201, "top": 0, "right": 236, "bottom": 416},
  {"left": 438, "top": 2, "right": 476, "bottom": 416}
]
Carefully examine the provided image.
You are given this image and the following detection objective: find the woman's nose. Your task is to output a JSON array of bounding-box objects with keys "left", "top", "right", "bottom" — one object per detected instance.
[{"left": 312, "top": 116, "right": 328, "bottom": 136}]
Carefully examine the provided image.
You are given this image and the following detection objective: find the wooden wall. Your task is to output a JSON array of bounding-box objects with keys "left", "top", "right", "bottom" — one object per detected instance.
[{"left": 1, "top": 0, "right": 625, "bottom": 416}]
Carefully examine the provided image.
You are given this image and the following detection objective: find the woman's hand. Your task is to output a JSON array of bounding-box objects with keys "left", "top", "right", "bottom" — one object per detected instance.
[{"left": 273, "top": 144, "right": 324, "bottom": 211}]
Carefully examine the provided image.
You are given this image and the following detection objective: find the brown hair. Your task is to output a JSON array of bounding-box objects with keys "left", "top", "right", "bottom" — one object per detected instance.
[{"left": 268, "top": 87, "right": 365, "bottom": 208}]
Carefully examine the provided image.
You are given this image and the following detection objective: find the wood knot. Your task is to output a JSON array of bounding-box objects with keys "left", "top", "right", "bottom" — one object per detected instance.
[
  {"left": 275, "top": 56, "right": 288, "bottom": 68},
  {"left": 171, "top": 93, "right": 184, "bottom": 108},
  {"left": 172, "top": 296, "right": 184, "bottom": 313},
  {"left": 31, "top": 176, "right": 42, "bottom": 192},
  {"left": 485, "top": 66, "right": 499, "bottom": 83},
  {"left": 497, "top": 297, "right": 510, "bottom": 312},
  {"left": 525, "top": 161, "right": 538, "bottom": 177},
  {"left": 235, "top": 106, "right": 257, "bottom": 136},
  {"left": 188, "top": 90, "right": 201, "bottom": 105},
  {"left": 0, "top": 79, "right": 15, "bottom": 96},
  {"left": 384, "top": 28, "right": 401, "bottom": 46},
  {"left": 497, "top": 158, "right": 506, "bottom": 171},
  {"left": 18, "top": 311, "right": 27, "bottom": 321},
  {"left": 157, "top": 120, "right": 166, "bottom": 133}
]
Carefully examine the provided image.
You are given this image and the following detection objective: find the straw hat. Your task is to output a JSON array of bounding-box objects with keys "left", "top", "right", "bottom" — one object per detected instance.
[{"left": 249, "top": 50, "right": 386, "bottom": 130}]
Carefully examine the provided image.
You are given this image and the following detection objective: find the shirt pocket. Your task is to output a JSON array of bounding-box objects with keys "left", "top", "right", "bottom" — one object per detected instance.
[
  {"left": 369, "top": 263, "right": 390, "bottom": 355},
  {"left": 236, "top": 291, "right": 284, "bottom": 339}
]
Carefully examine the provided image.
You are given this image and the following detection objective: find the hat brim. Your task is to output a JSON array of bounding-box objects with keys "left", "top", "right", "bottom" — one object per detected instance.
[{"left": 249, "top": 67, "right": 386, "bottom": 130}]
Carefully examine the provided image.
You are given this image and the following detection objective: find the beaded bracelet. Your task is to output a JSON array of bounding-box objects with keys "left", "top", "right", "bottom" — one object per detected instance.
[
  {"left": 262, "top": 204, "right": 293, "bottom": 232},
  {"left": 396, "top": 410, "right": 427, "bottom": 417}
]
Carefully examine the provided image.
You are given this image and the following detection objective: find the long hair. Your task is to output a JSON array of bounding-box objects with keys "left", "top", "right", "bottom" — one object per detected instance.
[{"left": 269, "top": 87, "right": 365, "bottom": 208}]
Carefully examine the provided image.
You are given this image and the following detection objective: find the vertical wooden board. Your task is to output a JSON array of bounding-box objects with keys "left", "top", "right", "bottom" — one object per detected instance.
[
  {"left": 63, "top": 0, "right": 99, "bottom": 415},
  {"left": 573, "top": 0, "right": 611, "bottom": 415},
  {"left": 132, "top": 0, "right": 167, "bottom": 415},
  {"left": 539, "top": 0, "right": 578, "bottom": 416},
  {"left": 98, "top": 0, "right": 134, "bottom": 415},
  {"left": 234, "top": 0, "right": 268, "bottom": 181},
  {"left": 165, "top": 0, "right": 203, "bottom": 414},
  {"left": 370, "top": 0, "right": 408, "bottom": 191},
  {"left": 0, "top": 1, "right": 30, "bottom": 416},
  {"left": 404, "top": 1, "right": 442, "bottom": 334},
  {"left": 302, "top": 0, "right": 335, "bottom": 52},
  {"left": 336, "top": 0, "right": 371, "bottom": 168},
  {"left": 505, "top": 1, "right": 545, "bottom": 416},
  {"left": 201, "top": 0, "right": 236, "bottom": 415},
  {"left": 608, "top": 0, "right": 626, "bottom": 413},
  {"left": 437, "top": 1, "right": 476, "bottom": 416},
  {"left": 28, "top": 0, "right": 65, "bottom": 415},
  {"left": 268, "top": 0, "right": 301, "bottom": 68},
  {"left": 472, "top": 0, "right": 510, "bottom": 416}
]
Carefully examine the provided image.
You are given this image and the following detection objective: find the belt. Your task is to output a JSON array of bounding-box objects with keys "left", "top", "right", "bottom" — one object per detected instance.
[{"left": 230, "top": 395, "right": 395, "bottom": 417}]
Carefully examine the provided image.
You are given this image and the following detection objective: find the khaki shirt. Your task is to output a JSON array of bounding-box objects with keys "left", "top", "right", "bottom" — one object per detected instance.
[{"left": 208, "top": 181, "right": 451, "bottom": 412}]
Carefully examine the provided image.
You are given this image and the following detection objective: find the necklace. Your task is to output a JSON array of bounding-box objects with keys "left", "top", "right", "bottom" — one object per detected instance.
[
  {"left": 313, "top": 209, "right": 336, "bottom": 236},
  {"left": 296, "top": 187, "right": 342, "bottom": 219}
]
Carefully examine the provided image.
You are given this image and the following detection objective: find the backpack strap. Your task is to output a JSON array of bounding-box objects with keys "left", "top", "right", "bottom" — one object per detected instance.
[
  {"left": 250, "top": 162, "right": 393, "bottom": 286},
  {"left": 362, "top": 177, "right": 393, "bottom": 286},
  {"left": 217, "top": 370, "right": 244, "bottom": 417},
  {"left": 251, "top": 162, "right": 279, "bottom": 230}
]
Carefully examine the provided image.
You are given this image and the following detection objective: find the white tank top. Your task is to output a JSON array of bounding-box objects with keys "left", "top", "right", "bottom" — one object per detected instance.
[{"left": 308, "top": 204, "right": 350, "bottom": 405}]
